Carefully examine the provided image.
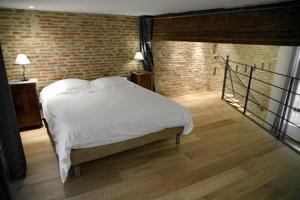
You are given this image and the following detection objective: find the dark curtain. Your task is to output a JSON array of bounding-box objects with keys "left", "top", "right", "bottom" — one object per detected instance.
[
  {"left": 139, "top": 16, "right": 154, "bottom": 72},
  {"left": 0, "top": 44, "right": 26, "bottom": 184},
  {"left": 0, "top": 158, "right": 11, "bottom": 200}
]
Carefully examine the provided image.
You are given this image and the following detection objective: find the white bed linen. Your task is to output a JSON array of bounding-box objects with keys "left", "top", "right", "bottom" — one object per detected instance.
[{"left": 40, "top": 77, "right": 193, "bottom": 183}]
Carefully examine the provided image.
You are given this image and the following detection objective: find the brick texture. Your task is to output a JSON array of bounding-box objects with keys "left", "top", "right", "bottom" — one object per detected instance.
[
  {"left": 0, "top": 8, "right": 139, "bottom": 92},
  {"left": 153, "top": 41, "right": 279, "bottom": 119},
  {"left": 0, "top": 7, "right": 279, "bottom": 121}
]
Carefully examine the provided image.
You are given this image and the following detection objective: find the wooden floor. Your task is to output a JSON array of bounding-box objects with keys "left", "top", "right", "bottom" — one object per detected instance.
[{"left": 17, "top": 92, "right": 300, "bottom": 200}]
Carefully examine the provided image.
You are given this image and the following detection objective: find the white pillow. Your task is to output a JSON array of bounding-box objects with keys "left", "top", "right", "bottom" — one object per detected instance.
[
  {"left": 91, "top": 76, "right": 133, "bottom": 90},
  {"left": 40, "top": 78, "right": 90, "bottom": 103}
]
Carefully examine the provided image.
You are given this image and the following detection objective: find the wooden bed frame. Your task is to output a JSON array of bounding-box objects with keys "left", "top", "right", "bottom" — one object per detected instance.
[{"left": 42, "top": 118, "right": 183, "bottom": 176}]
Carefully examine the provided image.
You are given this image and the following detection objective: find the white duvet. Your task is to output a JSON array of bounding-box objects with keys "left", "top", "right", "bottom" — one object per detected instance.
[{"left": 40, "top": 76, "right": 193, "bottom": 183}]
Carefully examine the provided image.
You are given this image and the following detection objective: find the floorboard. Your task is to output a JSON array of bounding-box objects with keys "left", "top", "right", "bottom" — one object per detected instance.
[{"left": 16, "top": 92, "right": 300, "bottom": 200}]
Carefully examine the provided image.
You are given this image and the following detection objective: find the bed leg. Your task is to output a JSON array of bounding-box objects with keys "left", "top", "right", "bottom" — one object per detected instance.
[
  {"left": 176, "top": 134, "right": 181, "bottom": 144},
  {"left": 73, "top": 166, "right": 81, "bottom": 177}
]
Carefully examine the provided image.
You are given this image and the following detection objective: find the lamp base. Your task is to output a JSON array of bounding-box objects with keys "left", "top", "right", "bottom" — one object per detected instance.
[
  {"left": 137, "top": 62, "right": 143, "bottom": 72},
  {"left": 21, "top": 65, "right": 28, "bottom": 82}
]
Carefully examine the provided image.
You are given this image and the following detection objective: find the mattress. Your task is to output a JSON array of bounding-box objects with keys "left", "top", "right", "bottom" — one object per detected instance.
[{"left": 40, "top": 76, "right": 193, "bottom": 182}]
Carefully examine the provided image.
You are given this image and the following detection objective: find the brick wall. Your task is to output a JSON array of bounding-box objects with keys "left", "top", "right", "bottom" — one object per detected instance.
[
  {"left": 153, "top": 42, "right": 213, "bottom": 97},
  {"left": 0, "top": 8, "right": 139, "bottom": 91},
  {"left": 0, "top": 7, "right": 280, "bottom": 118},
  {"left": 153, "top": 41, "right": 278, "bottom": 96},
  {"left": 153, "top": 41, "right": 279, "bottom": 119}
]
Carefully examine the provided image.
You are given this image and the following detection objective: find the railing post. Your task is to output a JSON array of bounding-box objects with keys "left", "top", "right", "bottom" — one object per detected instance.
[
  {"left": 228, "top": 65, "right": 236, "bottom": 97},
  {"left": 277, "top": 77, "right": 295, "bottom": 139},
  {"left": 221, "top": 56, "right": 229, "bottom": 99},
  {"left": 244, "top": 66, "right": 254, "bottom": 115}
]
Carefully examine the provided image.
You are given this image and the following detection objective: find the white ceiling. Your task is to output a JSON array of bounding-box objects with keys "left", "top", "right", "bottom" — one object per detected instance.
[{"left": 0, "top": 0, "right": 289, "bottom": 16}]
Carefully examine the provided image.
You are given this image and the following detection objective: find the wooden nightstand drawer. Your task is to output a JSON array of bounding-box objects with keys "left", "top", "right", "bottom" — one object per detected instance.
[
  {"left": 9, "top": 79, "right": 42, "bottom": 129},
  {"left": 131, "top": 71, "right": 153, "bottom": 90}
]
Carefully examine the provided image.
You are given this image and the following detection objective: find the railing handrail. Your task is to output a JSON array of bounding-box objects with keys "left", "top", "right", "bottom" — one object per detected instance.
[
  {"left": 221, "top": 56, "right": 300, "bottom": 81},
  {"left": 227, "top": 63, "right": 264, "bottom": 111},
  {"left": 220, "top": 55, "right": 264, "bottom": 111},
  {"left": 226, "top": 66, "right": 300, "bottom": 96},
  {"left": 221, "top": 55, "right": 300, "bottom": 154}
]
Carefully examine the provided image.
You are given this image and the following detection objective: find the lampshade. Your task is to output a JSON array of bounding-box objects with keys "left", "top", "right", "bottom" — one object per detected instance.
[
  {"left": 15, "top": 54, "right": 30, "bottom": 65},
  {"left": 134, "top": 52, "right": 144, "bottom": 61}
]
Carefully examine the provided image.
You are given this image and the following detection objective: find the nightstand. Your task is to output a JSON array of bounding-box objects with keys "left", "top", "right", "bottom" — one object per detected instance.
[
  {"left": 131, "top": 71, "right": 153, "bottom": 90},
  {"left": 9, "top": 79, "right": 42, "bottom": 130}
]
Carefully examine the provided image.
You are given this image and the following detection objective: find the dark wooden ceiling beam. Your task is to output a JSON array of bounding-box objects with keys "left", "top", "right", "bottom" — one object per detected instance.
[{"left": 153, "top": 1, "right": 300, "bottom": 46}]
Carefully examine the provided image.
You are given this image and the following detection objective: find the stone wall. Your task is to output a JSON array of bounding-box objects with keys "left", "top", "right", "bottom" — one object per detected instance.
[{"left": 0, "top": 8, "right": 139, "bottom": 91}]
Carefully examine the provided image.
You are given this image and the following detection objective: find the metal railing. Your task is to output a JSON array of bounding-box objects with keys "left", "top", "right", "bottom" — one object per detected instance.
[
  {"left": 221, "top": 56, "right": 300, "bottom": 153},
  {"left": 221, "top": 56, "right": 264, "bottom": 112}
]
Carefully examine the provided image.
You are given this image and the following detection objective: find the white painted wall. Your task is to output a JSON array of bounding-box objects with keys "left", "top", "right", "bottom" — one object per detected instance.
[{"left": 265, "top": 46, "right": 297, "bottom": 130}]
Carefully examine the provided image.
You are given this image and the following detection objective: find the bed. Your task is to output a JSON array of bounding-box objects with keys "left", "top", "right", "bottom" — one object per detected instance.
[{"left": 40, "top": 76, "right": 193, "bottom": 183}]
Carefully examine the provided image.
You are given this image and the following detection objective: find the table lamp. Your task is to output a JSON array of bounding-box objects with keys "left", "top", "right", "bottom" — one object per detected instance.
[
  {"left": 15, "top": 54, "right": 30, "bottom": 81},
  {"left": 134, "top": 52, "right": 144, "bottom": 72}
]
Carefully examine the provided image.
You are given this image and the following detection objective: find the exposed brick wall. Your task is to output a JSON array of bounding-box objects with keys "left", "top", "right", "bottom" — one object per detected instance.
[
  {"left": 0, "top": 8, "right": 139, "bottom": 92},
  {"left": 0, "top": 6, "right": 279, "bottom": 120},
  {"left": 152, "top": 42, "right": 213, "bottom": 97},
  {"left": 153, "top": 41, "right": 279, "bottom": 119},
  {"left": 153, "top": 42, "right": 278, "bottom": 95}
]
